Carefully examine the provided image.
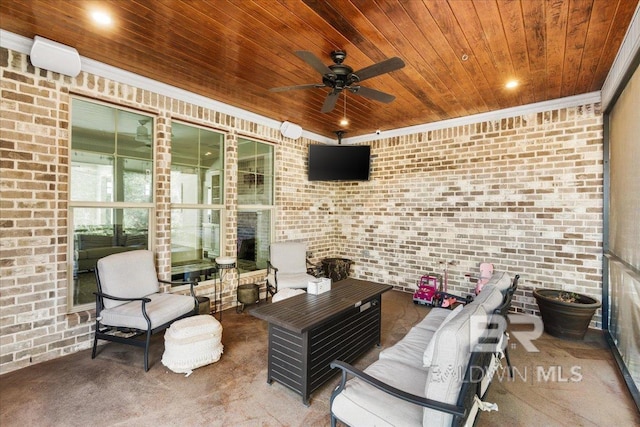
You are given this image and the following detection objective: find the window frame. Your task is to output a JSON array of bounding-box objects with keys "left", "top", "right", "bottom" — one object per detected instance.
[
  {"left": 236, "top": 137, "right": 276, "bottom": 276},
  {"left": 68, "top": 97, "right": 155, "bottom": 312},
  {"left": 169, "top": 120, "right": 227, "bottom": 289}
]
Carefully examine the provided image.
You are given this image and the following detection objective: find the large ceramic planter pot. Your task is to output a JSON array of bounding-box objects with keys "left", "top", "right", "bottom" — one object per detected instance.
[{"left": 533, "top": 289, "right": 601, "bottom": 340}]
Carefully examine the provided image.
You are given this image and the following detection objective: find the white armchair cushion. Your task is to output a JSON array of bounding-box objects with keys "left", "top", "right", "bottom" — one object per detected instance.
[
  {"left": 272, "top": 288, "right": 306, "bottom": 302},
  {"left": 270, "top": 242, "right": 308, "bottom": 274},
  {"left": 269, "top": 272, "right": 315, "bottom": 290},
  {"left": 97, "top": 250, "right": 159, "bottom": 309},
  {"left": 99, "top": 292, "right": 195, "bottom": 330}
]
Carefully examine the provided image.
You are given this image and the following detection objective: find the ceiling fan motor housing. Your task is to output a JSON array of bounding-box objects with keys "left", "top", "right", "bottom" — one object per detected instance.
[{"left": 271, "top": 49, "right": 404, "bottom": 113}]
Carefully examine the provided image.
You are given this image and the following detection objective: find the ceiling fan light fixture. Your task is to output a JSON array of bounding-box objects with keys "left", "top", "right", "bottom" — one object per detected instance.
[
  {"left": 340, "top": 92, "right": 348, "bottom": 126},
  {"left": 90, "top": 10, "right": 113, "bottom": 26},
  {"left": 505, "top": 79, "right": 519, "bottom": 89},
  {"left": 135, "top": 119, "right": 151, "bottom": 143}
]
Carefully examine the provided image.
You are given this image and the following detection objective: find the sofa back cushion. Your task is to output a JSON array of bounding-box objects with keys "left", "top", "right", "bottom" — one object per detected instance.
[
  {"left": 97, "top": 250, "right": 159, "bottom": 309},
  {"left": 485, "top": 271, "right": 511, "bottom": 292},
  {"left": 422, "top": 303, "right": 489, "bottom": 427},
  {"left": 468, "top": 284, "right": 504, "bottom": 313},
  {"left": 422, "top": 304, "right": 464, "bottom": 367}
]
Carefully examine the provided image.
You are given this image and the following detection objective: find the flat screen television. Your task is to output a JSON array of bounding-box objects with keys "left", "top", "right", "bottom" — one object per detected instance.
[{"left": 308, "top": 144, "right": 371, "bottom": 181}]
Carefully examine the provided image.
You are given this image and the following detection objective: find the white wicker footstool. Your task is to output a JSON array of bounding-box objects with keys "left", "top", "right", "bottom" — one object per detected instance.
[{"left": 161, "top": 315, "right": 223, "bottom": 374}]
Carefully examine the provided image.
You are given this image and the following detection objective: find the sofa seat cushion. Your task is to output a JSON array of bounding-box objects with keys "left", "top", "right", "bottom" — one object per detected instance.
[
  {"left": 413, "top": 307, "right": 453, "bottom": 332},
  {"left": 332, "top": 359, "right": 427, "bottom": 427},
  {"left": 379, "top": 326, "right": 435, "bottom": 370},
  {"left": 99, "top": 292, "right": 195, "bottom": 330}
]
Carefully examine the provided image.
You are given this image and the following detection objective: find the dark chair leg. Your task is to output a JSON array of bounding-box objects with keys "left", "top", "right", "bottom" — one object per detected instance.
[
  {"left": 504, "top": 343, "right": 513, "bottom": 379},
  {"left": 91, "top": 322, "right": 99, "bottom": 359},
  {"left": 144, "top": 330, "right": 152, "bottom": 372}
]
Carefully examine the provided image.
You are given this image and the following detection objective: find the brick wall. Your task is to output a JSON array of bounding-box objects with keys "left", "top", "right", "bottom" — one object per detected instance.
[
  {"left": 337, "top": 108, "right": 603, "bottom": 321},
  {"left": 1, "top": 45, "right": 603, "bottom": 374},
  {"left": 0, "top": 48, "right": 298, "bottom": 373}
]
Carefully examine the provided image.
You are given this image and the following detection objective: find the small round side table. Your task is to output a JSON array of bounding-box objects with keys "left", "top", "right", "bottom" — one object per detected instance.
[{"left": 215, "top": 256, "right": 237, "bottom": 321}]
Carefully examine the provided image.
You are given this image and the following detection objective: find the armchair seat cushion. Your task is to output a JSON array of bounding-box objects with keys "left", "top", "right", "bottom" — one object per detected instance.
[
  {"left": 99, "top": 293, "right": 196, "bottom": 330},
  {"left": 272, "top": 288, "right": 306, "bottom": 302},
  {"left": 331, "top": 358, "right": 426, "bottom": 427},
  {"left": 267, "top": 272, "right": 315, "bottom": 290}
]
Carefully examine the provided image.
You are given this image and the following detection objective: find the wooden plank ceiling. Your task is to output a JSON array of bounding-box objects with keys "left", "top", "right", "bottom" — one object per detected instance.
[{"left": 1, "top": 0, "right": 637, "bottom": 138}]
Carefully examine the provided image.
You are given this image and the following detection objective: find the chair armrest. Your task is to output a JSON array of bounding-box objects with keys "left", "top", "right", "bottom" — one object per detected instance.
[
  {"left": 93, "top": 291, "right": 152, "bottom": 304},
  {"left": 329, "top": 360, "right": 466, "bottom": 417},
  {"left": 267, "top": 261, "right": 278, "bottom": 274},
  {"left": 158, "top": 279, "right": 198, "bottom": 297}
]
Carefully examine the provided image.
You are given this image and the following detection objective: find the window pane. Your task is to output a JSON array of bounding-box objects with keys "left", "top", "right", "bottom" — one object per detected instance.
[
  {"left": 72, "top": 207, "right": 149, "bottom": 306},
  {"left": 171, "top": 122, "right": 224, "bottom": 205},
  {"left": 117, "top": 112, "right": 153, "bottom": 161},
  {"left": 237, "top": 138, "right": 273, "bottom": 206},
  {"left": 170, "top": 208, "right": 220, "bottom": 284},
  {"left": 71, "top": 99, "right": 153, "bottom": 203},
  {"left": 70, "top": 151, "right": 114, "bottom": 202},
  {"left": 122, "top": 158, "right": 153, "bottom": 203},
  {"left": 71, "top": 99, "right": 116, "bottom": 155},
  {"left": 172, "top": 123, "right": 200, "bottom": 166},
  {"left": 238, "top": 209, "right": 271, "bottom": 273},
  {"left": 171, "top": 166, "right": 199, "bottom": 204}
]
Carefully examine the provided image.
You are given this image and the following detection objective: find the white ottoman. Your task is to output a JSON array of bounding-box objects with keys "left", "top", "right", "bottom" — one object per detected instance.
[
  {"left": 162, "top": 315, "right": 223, "bottom": 374},
  {"left": 272, "top": 288, "right": 306, "bottom": 302}
]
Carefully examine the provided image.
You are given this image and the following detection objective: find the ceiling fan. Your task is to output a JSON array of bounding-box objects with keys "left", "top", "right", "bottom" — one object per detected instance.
[{"left": 270, "top": 50, "right": 405, "bottom": 113}]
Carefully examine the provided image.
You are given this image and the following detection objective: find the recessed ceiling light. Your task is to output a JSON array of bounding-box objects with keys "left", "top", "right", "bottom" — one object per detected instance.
[
  {"left": 505, "top": 80, "right": 519, "bottom": 89},
  {"left": 91, "top": 10, "right": 112, "bottom": 26}
]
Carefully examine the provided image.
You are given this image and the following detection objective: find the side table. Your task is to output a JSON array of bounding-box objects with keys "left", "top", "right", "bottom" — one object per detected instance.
[{"left": 215, "top": 256, "right": 238, "bottom": 321}]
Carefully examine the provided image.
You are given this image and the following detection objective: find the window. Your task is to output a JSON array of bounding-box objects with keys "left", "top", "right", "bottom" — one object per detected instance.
[
  {"left": 237, "top": 138, "right": 274, "bottom": 273},
  {"left": 70, "top": 98, "right": 153, "bottom": 309},
  {"left": 170, "top": 122, "right": 225, "bottom": 284}
]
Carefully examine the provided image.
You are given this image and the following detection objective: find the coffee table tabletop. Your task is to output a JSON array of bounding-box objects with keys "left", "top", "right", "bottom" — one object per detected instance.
[{"left": 250, "top": 278, "right": 392, "bottom": 333}]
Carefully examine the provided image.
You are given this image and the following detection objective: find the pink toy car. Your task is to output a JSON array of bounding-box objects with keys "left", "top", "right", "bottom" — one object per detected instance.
[{"left": 413, "top": 275, "right": 439, "bottom": 306}]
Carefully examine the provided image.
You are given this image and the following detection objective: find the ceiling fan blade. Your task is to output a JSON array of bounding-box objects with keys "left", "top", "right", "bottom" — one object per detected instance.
[
  {"left": 350, "top": 86, "right": 395, "bottom": 103},
  {"left": 353, "top": 57, "right": 405, "bottom": 82},
  {"left": 295, "top": 50, "right": 334, "bottom": 76},
  {"left": 321, "top": 91, "right": 340, "bottom": 113},
  {"left": 270, "top": 83, "right": 325, "bottom": 92}
]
